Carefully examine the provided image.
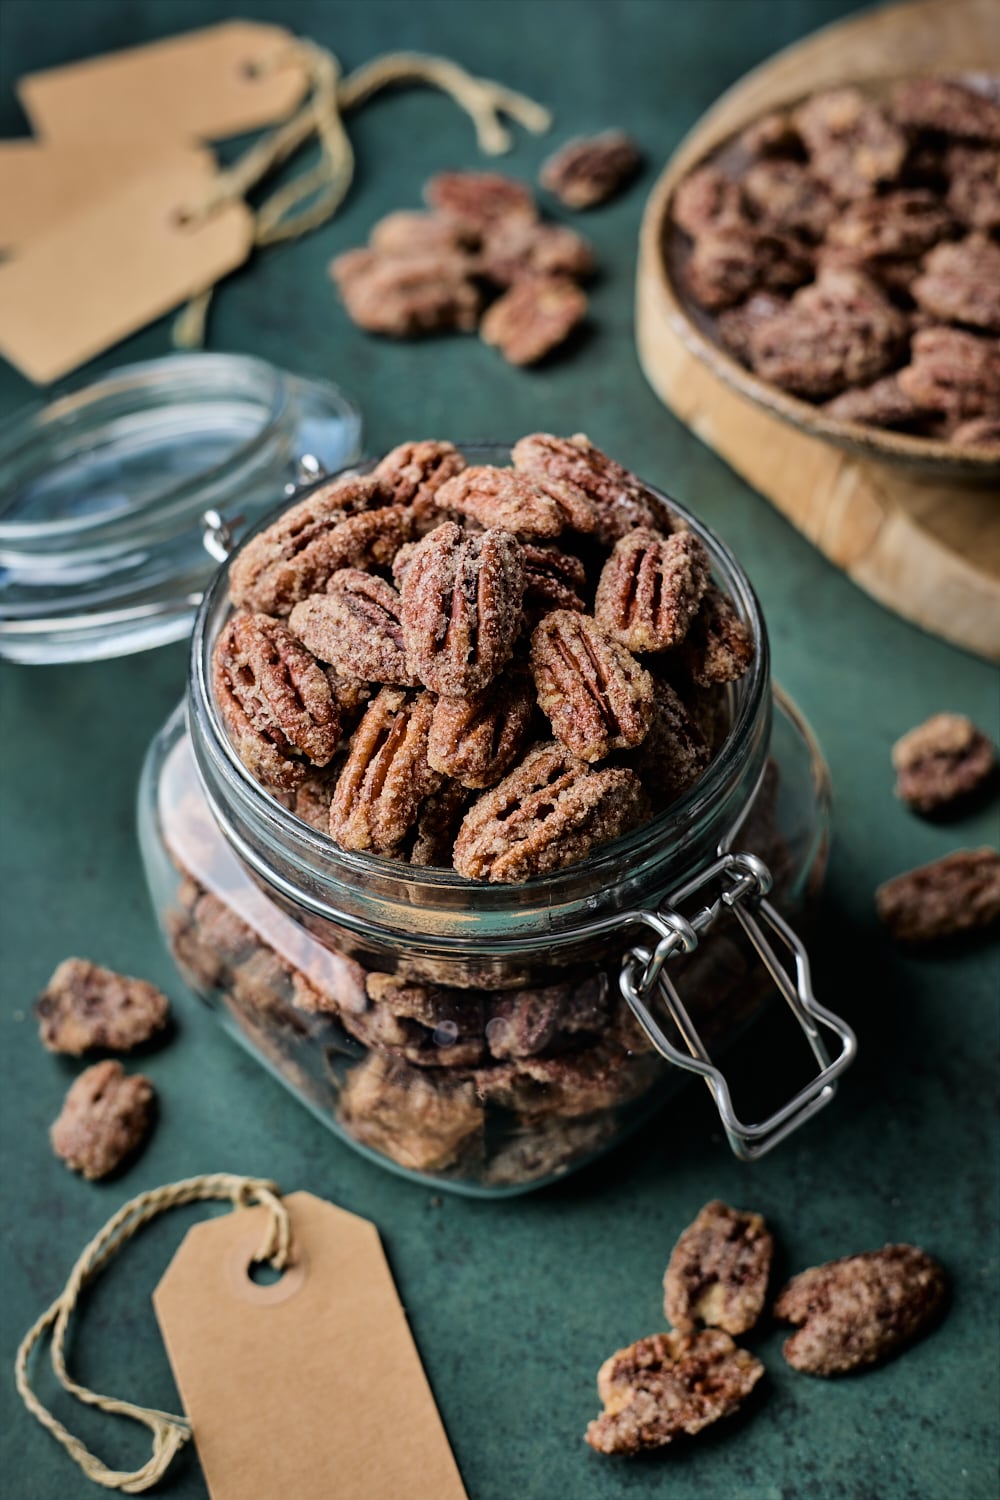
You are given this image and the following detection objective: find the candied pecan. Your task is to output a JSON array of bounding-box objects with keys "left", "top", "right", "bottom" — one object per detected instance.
[
  {"left": 826, "top": 189, "right": 956, "bottom": 260},
  {"left": 285, "top": 771, "right": 339, "bottom": 833},
  {"left": 540, "top": 130, "right": 642, "bottom": 208},
  {"left": 594, "top": 528, "right": 710, "bottom": 652},
  {"left": 891, "top": 77, "right": 1000, "bottom": 143},
  {"left": 912, "top": 236, "right": 1000, "bottom": 332},
  {"left": 50, "top": 1061, "right": 155, "bottom": 1180},
  {"left": 485, "top": 976, "right": 612, "bottom": 1060},
  {"left": 626, "top": 677, "right": 711, "bottom": 803},
  {"left": 328, "top": 688, "right": 442, "bottom": 853},
  {"left": 742, "top": 159, "right": 835, "bottom": 240},
  {"left": 951, "top": 415, "right": 1000, "bottom": 447},
  {"left": 400, "top": 521, "right": 524, "bottom": 695},
  {"left": 424, "top": 170, "right": 537, "bottom": 231},
  {"left": 717, "top": 292, "right": 788, "bottom": 364},
  {"left": 585, "top": 1330, "right": 764, "bottom": 1455},
  {"left": 892, "top": 712, "right": 996, "bottom": 813},
  {"left": 428, "top": 666, "right": 536, "bottom": 788},
  {"left": 213, "top": 612, "right": 341, "bottom": 791},
  {"left": 36, "top": 958, "right": 170, "bottom": 1056},
  {"left": 372, "top": 439, "right": 467, "bottom": 530},
  {"left": 876, "top": 848, "right": 1000, "bottom": 942},
  {"left": 392, "top": 540, "right": 420, "bottom": 587},
  {"left": 481, "top": 1039, "right": 656, "bottom": 1119},
  {"left": 822, "top": 373, "right": 931, "bottom": 428},
  {"left": 898, "top": 327, "right": 1000, "bottom": 417},
  {"left": 739, "top": 110, "right": 803, "bottom": 159},
  {"left": 531, "top": 610, "right": 654, "bottom": 762},
  {"left": 337, "top": 1053, "right": 483, "bottom": 1172},
  {"left": 775, "top": 1244, "right": 947, "bottom": 1376},
  {"left": 368, "top": 209, "right": 477, "bottom": 258},
  {"left": 338, "top": 991, "right": 484, "bottom": 1068},
  {"left": 664, "top": 1200, "right": 774, "bottom": 1336},
  {"left": 453, "top": 741, "right": 647, "bottom": 882},
  {"left": 672, "top": 165, "right": 746, "bottom": 238},
  {"left": 945, "top": 145, "right": 1000, "bottom": 231},
  {"left": 511, "top": 432, "right": 674, "bottom": 545},
  {"left": 324, "top": 665, "right": 371, "bottom": 723},
  {"left": 289, "top": 571, "right": 417, "bottom": 687},
  {"left": 684, "top": 221, "right": 813, "bottom": 311},
  {"left": 229, "top": 474, "right": 391, "bottom": 615},
  {"left": 480, "top": 275, "right": 588, "bottom": 365},
  {"left": 330, "top": 247, "right": 481, "bottom": 335},
  {"left": 483, "top": 1115, "right": 613, "bottom": 1187},
  {"left": 747, "top": 267, "right": 908, "bottom": 399},
  {"left": 480, "top": 218, "right": 594, "bottom": 286},
  {"left": 366, "top": 972, "right": 485, "bottom": 1033},
  {"left": 433, "top": 468, "right": 557, "bottom": 540},
  {"left": 794, "top": 87, "right": 908, "bottom": 200},
  {"left": 681, "top": 585, "right": 754, "bottom": 686},
  {"left": 408, "top": 779, "right": 473, "bottom": 867},
  {"left": 522, "top": 542, "right": 589, "bottom": 622}
]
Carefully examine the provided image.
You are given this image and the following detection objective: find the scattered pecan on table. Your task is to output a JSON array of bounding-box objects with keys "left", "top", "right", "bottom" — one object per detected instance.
[
  {"left": 36, "top": 958, "right": 170, "bottom": 1056},
  {"left": 891, "top": 712, "right": 996, "bottom": 813},
  {"left": 50, "top": 1061, "right": 156, "bottom": 1180},
  {"left": 664, "top": 1199, "right": 774, "bottom": 1336}
]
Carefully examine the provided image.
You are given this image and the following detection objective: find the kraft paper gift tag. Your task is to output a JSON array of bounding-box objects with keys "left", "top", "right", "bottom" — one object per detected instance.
[
  {"left": 0, "top": 157, "right": 252, "bottom": 384},
  {"left": 19, "top": 21, "right": 309, "bottom": 144},
  {"left": 0, "top": 140, "right": 214, "bottom": 250},
  {"left": 154, "top": 1191, "right": 468, "bottom": 1500}
]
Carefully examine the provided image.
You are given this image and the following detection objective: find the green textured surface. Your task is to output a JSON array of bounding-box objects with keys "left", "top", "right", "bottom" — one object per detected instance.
[{"left": 1, "top": 2, "right": 998, "bottom": 1497}]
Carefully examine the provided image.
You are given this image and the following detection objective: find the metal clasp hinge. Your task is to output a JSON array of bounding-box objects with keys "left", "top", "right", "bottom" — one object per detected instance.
[{"left": 619, "top": 852, "right": 856, "bottom": 1161}]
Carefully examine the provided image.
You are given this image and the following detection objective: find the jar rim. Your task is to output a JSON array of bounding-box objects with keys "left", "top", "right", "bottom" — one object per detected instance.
[{"left": 188, "top": 442, "right": 771, "bottom": 935}]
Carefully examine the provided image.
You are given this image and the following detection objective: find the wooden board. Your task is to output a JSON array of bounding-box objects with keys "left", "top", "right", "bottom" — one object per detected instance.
[{"left": 636, "top": 0, "right": 1000, "bottom": 663}]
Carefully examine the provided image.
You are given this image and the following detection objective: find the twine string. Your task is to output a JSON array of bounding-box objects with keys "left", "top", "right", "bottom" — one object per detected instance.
[
  {"left": 173, "top": 41, "right": 551, "bottom": 347},
  {"left": 15, "top": 1173, "right": 290, "bottom": 1494}
]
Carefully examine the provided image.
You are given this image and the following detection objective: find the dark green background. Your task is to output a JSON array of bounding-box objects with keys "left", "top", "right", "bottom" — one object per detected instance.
[{"left": 1, "top": 2, "right": 997, "bottom": 1497}]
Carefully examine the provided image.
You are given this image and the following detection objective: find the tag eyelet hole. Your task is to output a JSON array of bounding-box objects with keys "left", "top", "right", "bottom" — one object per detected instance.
[{"left": 248, "top": 1259, "right": 285, "bottom": 1288}]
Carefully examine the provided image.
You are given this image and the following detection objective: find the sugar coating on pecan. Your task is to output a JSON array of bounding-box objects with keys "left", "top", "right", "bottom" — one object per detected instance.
[
  {"left": 368, "top": 209, "right": 477, "bottom": 258},
  {"left": 672, "top": 165, "right": 746, "bottom": 239},
  {"left": 664, "top": 1200, "right": 774, "bottom": 1336},
  {"left": 328, "top": 688, "right": 442, "bottom": 853},
  {"left": 289, "top": 570, "right": 417, "bottom": 687},
  {"left": 822, "top": 373, "right": 930, "bottom": 428},
  {"left": 372, "top": 438, "right": 467, "bottom": 515},
  {"left": 794, "top": 88, "right": 908, "bottom": 201},
  {"left": 512, "top": 432, "right": 675, "bottom": 545},
  {"left": 626, "top": 677, "right": 711, "bottom": 802},
  {"left": 825, "top": 188, "right": 956, "bottom": 261},
  {"left": 898, "top": 326, "right": 1000, "bottom": 417},
  {"left": 682, "top": 585, "right": 755, "bottom": 686},
  {"left": 531, "top": 610, "right": 654, "bottom": 762},
  {"left": 330, "top": 246, "right": 481, "bottom": 335},
  {"left": 36, "top": 958, "right": 170, "bottom": 1056},
  {"left": 892, "top": 712, "right": 995, "bottom": 813},
  {"left": 400, "top": 521, "right": 525, "bottom": 695},
  {"left": 876, "top": 847, "right": 1000, "bottom": 942},
  {"left": 51, "top": 1061, "right": 155, "bottom": 1179},
  {"left": 323, "top": 664, "right": 371, "bottom": 724},
  {"left": 213, "top": 612, "right": 341, "bottom": 791},
  {"left": 522, "top": 542, "right": 589, "bottom": 622},
  {"left": 911, "top": 236, "right": 1000, "bottom": 333},
  {"left": 338, "top": 1053, "right": 483, "bottom": 1172},
  {"left": 424, "top": 170, "right": 537, "bottom": 231},
  {"left": 453, "top": 741, "right": 648, "bottom": 882},
  {"left": 945, "top": 145, "right": 1000, "bottom": 231},
  {"left": 742, "top": 159, "right": 835, "bottom": 241},
  {"left": 480, "top": 219, "right": 595, "bottom": 287},
  {"left": 480, "top": 274, "right": 588, "bottom": 365},
  {"left": 407, "top": 779, "right": 474, "bottom": 867},
  {"left": 434, "top": 467, "right": 566, "bottom": 540},
  {"left": 428, "top": 666, "right": 536, "bottom": 788},
  {"left": 594, "top": 528, "right": 711, "bottom": 652},
  {"left": 585, "top": 1329, "right": 764, "bottom": 1455},
  {"left": 684, "top": 222, "right": 813, "bottom": 311},
  {"left": 775, "top": 1244, "right": 947, "bottom": 1376},
  {"left": 540, "top": 130, "right": 642, "bottom": 209},
  {"left": 229, "top": 474, "right": 390, "bottom": 615},
  {"left": 891, "top": 77, "right": 1000, "bottom": 143}
]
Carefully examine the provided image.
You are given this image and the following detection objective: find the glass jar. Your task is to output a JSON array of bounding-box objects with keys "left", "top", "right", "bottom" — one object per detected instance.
[{"left": 139, "top": 446, "right": 855, "bottom": 1196}]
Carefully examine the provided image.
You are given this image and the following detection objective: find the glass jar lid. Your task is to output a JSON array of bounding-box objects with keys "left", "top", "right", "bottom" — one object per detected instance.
[{"left": 0, "top": 353, "right": 362, "bottom": 664}]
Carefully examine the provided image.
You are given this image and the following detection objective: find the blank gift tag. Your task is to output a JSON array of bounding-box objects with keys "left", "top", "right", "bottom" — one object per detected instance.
[
  {"left": 19, "top": 21, "right": 308, "bottom": 145},
  {"left": 0, "top": 141, "right": 215, "bottom": 250},
  {"left": 0, "top": 159, "right": 252, "bottom": 384},
  {"left": 153, "top": 1192, "right": 468, "bottom": 1500}
]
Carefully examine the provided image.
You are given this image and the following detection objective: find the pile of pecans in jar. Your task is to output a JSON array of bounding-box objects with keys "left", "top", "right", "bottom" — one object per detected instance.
[
  {"left": 211, "top": 435, "right": 754, "bottom": 885},
  {"left": 672, "top": 76, "right": 1000, "bottom": 447}
]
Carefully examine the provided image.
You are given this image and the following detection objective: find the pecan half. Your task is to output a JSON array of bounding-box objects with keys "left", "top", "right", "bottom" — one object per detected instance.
[
  {"left": 213, "top": 613, "right": 341, "bottom": 791},
  {"left": 372, "top": 438, "right": 467, "bottom": 533},
  {"left": 892, "top": 712, "right": 995, "bottom": 813},
  {"left": 530, "top": 610, "right": 653, "bottom": 762},
  {"left": 585, "top": 1330, "right": 764, "bottom": 1455},
  {"left": 328, "top": 688, "right": 442, "bottom": 853},
  {"left": 480, "top": 274, "right": 588, "bottom": 366},
  {"left": 338, "top": 1053, "right": 483, "bottom": 1173},
  {"left": 453, "top": 741, "right": 648, "bottom": 882},
  {"left": 875, "top": 848, "right": 1000, "bottom": 942},
  {"left": 289, "top": 570, "right": 417, "bottom": 686},
  {"left": 794, "top": 88, "right": 908, "bottom": 201},
  {"left": 775, "top": 1244, "right": 947, "bottom": 1376},
  {"left": 683, "top": 585, "right": 755, "bottom": 686},
  {"left": 595, "top": 528, "right": 710, "bottom": 652},
  {"left": 485, "top": 976, "right": 613, "bottom": 1060},
  {"left": 428, "top": 666, "right": 536, "bottom": 788},
  {"left": 898, "top": 327, "right": 1000, "bottom": 418},
  {"left": 945, "top": 145, "right": 1000, "bottom": 232},
  {"left": 742, "top": 159, "right": 835, "bottom": 241},
  {"left": 331, "top": 247, "right": 481, "bottom": 335},
  {"left": 407, "top": 779, "right": 473, "bottom": 867},
  {"left": 672, "top": 164, "right": 746, "bottom": 238},
  {"left": 825, "top": 188, "right": 956, "bottom": 260},
  {"left": 433, "top": 468, "right": 565, "bottom": 540},
  {"left": 50, "top": 1061, "right": 155, "bottom": 1180},
  {"left": 522, "top": 542, "right": 589, "bottom": 623},
  {"left": 627, "top": 677, "right": 711, "bottom": 804},
  {"left": 480, "top": 219, "right": 594, "bottom": 287},
  {"left": 400, "top": 522, "right": 525, "bottom": 695},
  {"left": 911, "top": 236, "right": 1000, "bottom": 333},
  {"left": 424, "top": 170, "right": 537, "bottom": 231},
  {"left": 664, "top": 1200, "right": 774, "bottom": 1336},
  {"left": 511, "top": 432, "right": 675, "bottom": 545},
  {"left": 822, "top": 373, "right": 930, "bottom": 429},
  {"left": 229, "top": 475, "right": 409, "bottom": 616},
  {"left": 684, "top": 222, "right": 813, "bottom": 311},
  {"left": 368, "top": 210, "right": 477, "bottom": 258},
  {"left": 717, "top": 292, "right": 788, "bottom": 365},
  {"left": 891, "top": 77, "right": 1000, "bottom": 143},
  {"left": 36, "top": 958, "right": 170, "bottom": 1055},
  {"left": 540, "top": 129, "right": 642, "bottom": 209}
]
